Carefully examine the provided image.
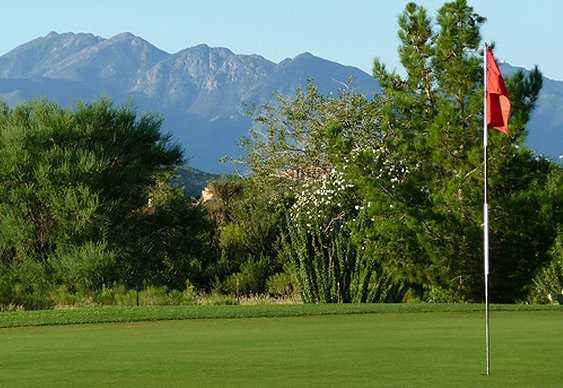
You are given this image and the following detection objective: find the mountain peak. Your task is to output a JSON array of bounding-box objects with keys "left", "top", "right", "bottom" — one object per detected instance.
[
  {"left": 0, "top": 32, "right": 104, "bottom": 78},
  {"left": 278, "top": 52, "right": 319, "bottom": 66},
  {"left": 189, "top": 43, "right": 233, "bottom": 55},
  {"left": 106, "top": 32, "right": 160, "bottom": 49},
  {"left": 109, "top": 32, "right": 138, "bottom": 41},
  {"left": 295, "top": 51, "right": 315, "bottom": 59}
]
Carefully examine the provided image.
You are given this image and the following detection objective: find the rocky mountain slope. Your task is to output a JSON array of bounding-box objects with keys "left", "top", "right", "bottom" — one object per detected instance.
[{"left": 0, "top": 32, "right": 560, "bottom": 172}]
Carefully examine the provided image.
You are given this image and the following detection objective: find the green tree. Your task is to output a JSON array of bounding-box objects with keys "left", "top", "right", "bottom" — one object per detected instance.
[
  {"left": 206, "top": 177, "right": 291, "bottom": 295},
  {"left": 527, "top": 227, "right": 563, "bottom": 303},
  {"left": 122, "top": 173, "right": 217, "bottom": 291},
  {"left": 242, "top": 0, "right": 561, "bottom": 303},
  {"left": 361, "top": 0, "right": 559, "bottom": 301},
  {"left": 0, "top": 99, "right": 215, "bottom": 307},
  {"left": 244, "top": 85, "right": 408, "bottom": 302}
]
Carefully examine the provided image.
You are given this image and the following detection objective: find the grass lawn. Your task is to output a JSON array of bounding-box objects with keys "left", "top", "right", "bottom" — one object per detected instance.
[{"left": 0, "top": 307, "right": 561, "bottom": 387}]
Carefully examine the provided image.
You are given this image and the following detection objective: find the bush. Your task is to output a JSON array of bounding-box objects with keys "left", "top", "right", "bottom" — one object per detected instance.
[
  {"left": 50, "top": 242, "right": 117, "bottom": 293},
  {"left": 267, "top": 263, "right": 299, "bottom": 297},
  {"left": 50, "top": 285, "right": 92, "bottom": 307},
  {"left": 91, "top": 283, "right": 199, "bottom": 306},
  {"left": 139, "top": 286, "right": 197, "bottom": 306},
  {"left": 93, "top": 284, "right": 122, "bottom": 305},
  {"left": 267, "top": 272, "right": 295, "bottom": 297},
  {"left": 223, "top": 257, "right": 270, "bottom": 296},
  {"left": 181, "top": 281, "right": 199, "bottom": 305},
  {"left": 114, "top": 289, "right": 139, "bottom": 306},
  {"left": 137, "top": 286, "right": 170, "bottom": 305},
  {"left": 527, "top": 230, "right": 563, "bottom": 304},
  {"left": 424, "top": 285, "right": 466, "bottom": 304},
  {"left": 0, "top": 259, "right": 53, "bottom": 310}
]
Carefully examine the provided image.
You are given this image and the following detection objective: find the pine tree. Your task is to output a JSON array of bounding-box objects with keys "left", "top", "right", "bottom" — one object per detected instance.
[{"left": 364, "top": 0, "right": 559, "bottom": 301}]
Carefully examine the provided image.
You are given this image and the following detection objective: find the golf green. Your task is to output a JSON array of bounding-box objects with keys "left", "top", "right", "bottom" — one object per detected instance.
[{"left": 0, "top": 310, "right": 561, "bottom": 387}]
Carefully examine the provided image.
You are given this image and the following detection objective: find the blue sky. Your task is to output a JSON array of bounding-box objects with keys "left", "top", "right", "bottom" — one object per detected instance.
[{"left": 2, "top": 1, "right": 562, "bottom": 80}]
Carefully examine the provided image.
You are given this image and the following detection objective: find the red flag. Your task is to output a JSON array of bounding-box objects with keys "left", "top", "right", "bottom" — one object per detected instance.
[{"left": 486, "top": 48, "right": 511, "bottom": 135}]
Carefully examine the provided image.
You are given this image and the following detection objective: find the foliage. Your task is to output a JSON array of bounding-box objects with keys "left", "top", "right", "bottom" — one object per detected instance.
[
  {"left": 205, "top": 177, "right": 292, "bottom": 295},
  {"left": 282, "top": 216, "right": 405, "bottom": 303},
  {"left": 527, "top": 229, "right": 563, "bottom": 304},
  {"left": 266, "top": 262, "right": 299, "bottom": 297},
  {"left": 7, "top": 281, "right": 200, "bottom": 310},
  {"left": 223, "top": 256, "right": 270, "bottom": 296},
  {"left": 0, "top": 1, "right": 560, "bottom": 307},
  {"left": 0, "top": 258, "right": 53, "bottom": 310},
  {"left": 197, "top": 292, "right": 239, "bottom": 306},
  {"left": 50, "top": 242, "right": 117, "bottom": 292},
  {"left": 244, "top": 82, "right": 409, "bottom": 302},
  {"left": 241, "top": 0, "right": 562, "bottom": 303},
  {"left": 366, "top": 0, "right": 558, "bottom": 301},
  {"left": 121, "top": 175, "right": 217, "bottom": 291},
  {"left": 0, "top": 99, "right": 216, "bottom": 307}
]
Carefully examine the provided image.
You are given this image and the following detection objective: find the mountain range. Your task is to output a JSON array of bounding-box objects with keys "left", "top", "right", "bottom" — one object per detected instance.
[{"left": 0, "top": 32, "right": 561, "bottom": 173}]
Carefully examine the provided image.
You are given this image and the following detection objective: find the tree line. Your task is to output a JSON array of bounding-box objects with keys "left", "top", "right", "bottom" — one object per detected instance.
[{"left": 1, "top": 0, "right": 561, "bottom": 309}]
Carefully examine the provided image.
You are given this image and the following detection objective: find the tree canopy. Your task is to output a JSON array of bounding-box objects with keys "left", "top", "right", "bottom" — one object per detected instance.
[
  {"left": 241, "top": 0, "right": 562, "bottom": 303},
  {"left": 1, "top": 0, "right": 561, "bottom": 309},
  {"left": 0, "top": 100, "right": 215, "bottom": 308}
]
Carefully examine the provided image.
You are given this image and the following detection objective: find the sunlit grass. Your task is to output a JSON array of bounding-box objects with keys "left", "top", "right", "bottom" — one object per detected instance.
[
  {"left": 0, "top": 303, "right": 559, "bottom": 328},
  {"left": 0, "top": 308, "right": 561, "bottom": 387}
]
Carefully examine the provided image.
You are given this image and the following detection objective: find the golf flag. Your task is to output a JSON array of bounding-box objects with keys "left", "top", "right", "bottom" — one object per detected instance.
[
  {"left": 482, "top": 44, "right": 512, "bottom": 377},
  {"left": 486, "top": 48, "right": 511, "bottom": 135}
]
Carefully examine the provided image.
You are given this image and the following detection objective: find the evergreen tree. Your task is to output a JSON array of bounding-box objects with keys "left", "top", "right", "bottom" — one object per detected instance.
[
  {"left": 361, "top": 0, "right": 559, "bottom": 301},
  {"left": 243, "top": 0, "right": 561, "bottom": 303},
  {"left": 0, "top": 99, "right": 215, "bottom": 306}
]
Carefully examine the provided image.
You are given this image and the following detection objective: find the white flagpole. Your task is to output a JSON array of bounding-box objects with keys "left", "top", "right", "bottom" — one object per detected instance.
[{"left": 483, "top": 43, "right": 491, "bottom": 377}]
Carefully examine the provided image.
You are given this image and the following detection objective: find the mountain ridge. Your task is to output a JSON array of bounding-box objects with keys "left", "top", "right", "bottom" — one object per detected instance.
[{"left": 0, "top": 32, "right": 560, "bottom": 172}]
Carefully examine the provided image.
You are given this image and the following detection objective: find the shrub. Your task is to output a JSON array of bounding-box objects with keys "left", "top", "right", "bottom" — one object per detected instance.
[
  {"left": 138, "top": 286, "right": 170, "bottom": 305},
  {"left": 113, "top": 289, "right": 138, "bottom": 306},
  {"left": 527, "top": 230, "right": 563, "bottom": 304},
  {"left": 50, "top": 242, "right": 117, "bottom": 293},
  {"left": 34, "top": 281, "right": 201, "bottom": 308},
  {"left": 267, "top": 272, "right": 295, "bottom": 297},
  {"left": 424, "top": 285, "right": 466, "bottom": 304},
  {"left": 94, "top": 284, "right": 121, "bottom": 305},
  {"left": 50, "top": 285, "right": 91, "bottom": 307},
  {"left": 0, "top": 259, "right": 53, "bottom": 310},
  {"left": 223, "top": 257, "right": 270, "bottom": 296},
  {"left": 181, "top": 281, "right": 198, "bottom": 305},
  {"left": 267, "top": 263, "right": 299, "bottom": 297}
]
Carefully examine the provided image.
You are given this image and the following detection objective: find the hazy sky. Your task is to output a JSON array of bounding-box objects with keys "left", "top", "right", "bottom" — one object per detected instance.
[{"left": 2, "top": 1, "right": 562, "bottom": 80}]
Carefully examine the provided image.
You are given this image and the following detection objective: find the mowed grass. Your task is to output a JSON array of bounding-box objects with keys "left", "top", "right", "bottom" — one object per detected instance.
[
  {"left": 0, "top": 308, "right": 562, "bottom": 387},
  {"left": 0, "top": 303, "right": 559, "bottom": 328}
]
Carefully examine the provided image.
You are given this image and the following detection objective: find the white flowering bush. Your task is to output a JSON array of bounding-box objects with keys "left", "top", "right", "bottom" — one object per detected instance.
[
  {"left": 279, "top": 164, "right": 407, "bottom": 303},
  {"left": 290, "top": 168, "right": 357, "bottom": 232},
  {"left": 346, "top": 140, "right": 421, "bottom": 197}
]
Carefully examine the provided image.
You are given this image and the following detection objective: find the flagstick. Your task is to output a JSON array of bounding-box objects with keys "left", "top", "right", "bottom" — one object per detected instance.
[{"left": 483, "top": 43, "right": 491, "bottom": 377}]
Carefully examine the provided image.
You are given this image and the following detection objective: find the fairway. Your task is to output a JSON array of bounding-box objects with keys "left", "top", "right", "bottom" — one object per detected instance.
[{"left": 1, "top": 310, "right": 562, "bottom": 387}]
